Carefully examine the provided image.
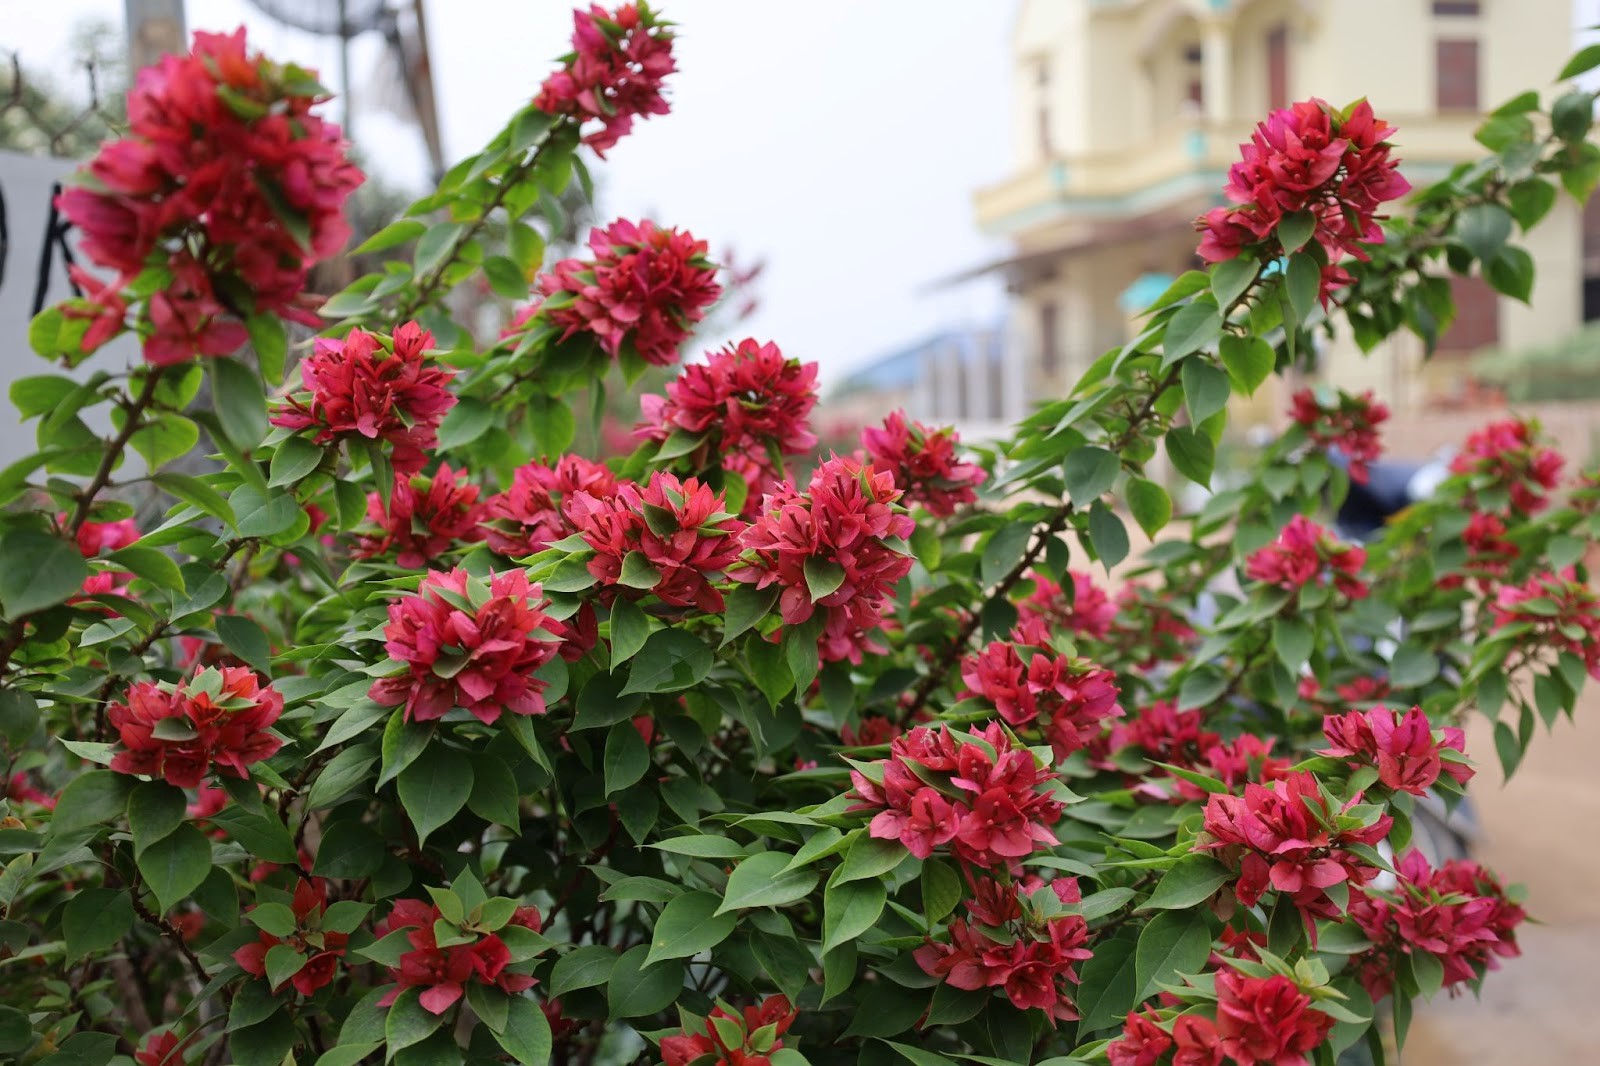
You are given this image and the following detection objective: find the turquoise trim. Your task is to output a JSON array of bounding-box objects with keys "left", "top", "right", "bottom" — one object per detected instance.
[{"left": 981, "top": 167, "right": 1228, "bottom": 235}]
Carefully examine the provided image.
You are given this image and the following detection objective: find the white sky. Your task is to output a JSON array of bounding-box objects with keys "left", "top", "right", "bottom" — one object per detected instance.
[{"left": 5, "top": 0, "right": 1016, "bottom": 386}]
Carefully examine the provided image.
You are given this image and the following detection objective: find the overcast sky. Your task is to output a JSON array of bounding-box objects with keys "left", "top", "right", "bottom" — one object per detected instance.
[{"left": 7, "top": 1, "right": 1016, "bottom": 386}]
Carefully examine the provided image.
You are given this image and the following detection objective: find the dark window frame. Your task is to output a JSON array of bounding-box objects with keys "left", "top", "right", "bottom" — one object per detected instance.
[{"left": 1435, "top": 38, "right": 1481, "bottom": 112}]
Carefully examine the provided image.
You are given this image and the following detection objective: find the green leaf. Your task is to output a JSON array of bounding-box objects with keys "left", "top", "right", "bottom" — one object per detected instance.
[
  {"left": 1177, "top": 667, "right": 1227, "bottom": 712},
  {"left": 608, "top": 944, "right": 683, "bottom": 1018},
  {"left": 211, "top": 356, "right": 270, "bottom": 450},
  {"left": 618, "top": 550, "right": 663, "bottom": 590},
  {"left": 717, "top": 851, "right": 820, "bottom": 915},
  {"left": 1277, "top": 210, "right": 1316, "bottom": 253},
  {"left": 127, "top": 782, "right": 187, "bottom": 855},
  {"left": 1455, "top": 202, "right": 1513, "bottom": 264},
  {"left": 62, "top": 887, "right": 134, "bottom": 961},
  {"left": 351, "top": 218, "right": 426, "bottom": 255},
  {"left": 1507, "top": 178, "right": 1557, "bottom": 230},
  {"left": 722, "top": 584, "right": 778, "bottom": 646},
  {"left": 466, "top": 753, "right": 522, "bottom": 829},
  {"left": 495, "top": 994, "right": 553, "bottom": 1066},
  {"left": 153, "top": 472, "right": 237, "bottom": 529},
  {"left": 1087, "top": 502, "right": 1129, "bottom": 569},
  {"left": 1494, "top": 718, "right": 1523, "bottom": 779},
  {"left": 385, "top": 987, "right": 445, "bottom": 1053},
  {"left": 645, "top": 890, "right": 736, "bottom": 967},
  {"left": 396, "top": 744, "right": 473, "bottom": 844},
  {"left": 1390, "top": 642, "right": 1440, "bottom": 689},
  {"left": 1161, "top": 297, "right": 1223, "bottom": 367},
  {"left": 1284, "top": 253, "right": 1321, "bottom": 324},
  {"left": 621, "top": 629, "right": 713, "bottom": 695},
  {"left": 0, "top": 531, "right": 89, "bottom": 621},
  {"left": 230, "top": 485, "right": 301, "bottom": 539},
  {"left": 823, "top": 877, "right": 886, "bottom": 955},
  {"left": 1560, "top": 42, "right": 1600, "bottom": 79},
  {"left": 52, "top": 770, "right": 132, "bottom": 834},
  {"left": 803, "top": 558, "right": 847, "bottom": 602},
  {"left": 137, "top": 823, "right": 213, "bottom": 912},
  {"left": 1166, "top": 426, "right": 1215, "bottom": 488},
  {"left": 509, "top": 221, "right": 547, "bottom": 273},
  {"left": 312, "top": 820, "right": 384, "bottom": 879},
  {"left": 1126, "top": 477, "right": 1172, "bottom": 538},
  {"left": 549, "top": 945, "right": 617, "bottom": 998},
  {"left": 437, "top": 397, "right": 494, "bottom": 450},
  {"left": 268, "top": 435, "right": 325, "bottom": 488},
  {"left": 246, "top": 314, "right": 289, "bottom": 384},
  {"left": 1485, "top": 245, "right": 1535, "bottom": 303},
  {"left": 0, "top": 690, "right": 39, "bottom": 748},
  {"left": 1181, "top": 359, "right": 1231, "bottom": 425},
  {"left": 882, "top": 1041, "right": 960, "bottom": 1066},
  {"left": 1271, "top": 616, "right": 1313, "bottom": 671},
  {"left": 1074, "top": 929, "right": 1140, "bottom": 1031},
  {"left": 1220, "top": 334, "right": 1274, "bottom": 396},
  {"left": 835, "top": 836, "right": 907, "bottom": 884},
  {"left": 130, "top": 413, "right": 200, "bottom": 469},
  {"left": 1139, "top": 855, "right": 1233, "bottom": 911},
  {"left": 604, "top": 719, "right": 651, "bottom": 795},
  {"left": 485, "top": 255, "right": 531, "bottom": 300},
  {"left": 216, "top": 615, "right": 273, "bottom": 675},
  {"left": 414, "top": 220, "right": 464, "bottom": 280},
  {"left": 104, "top": 545, "right": 186, "bottom": 594},
  {"left": 609, "top": 597, "right": 653, "bottom": 669},
  {"left": 1210, "top": 258, "right": 1259, "bottom": 309},
  {"left": 1135, "top": 907, "right": 1212, "bottom": 1000},
  {"left": 921, "top": 859, "right": 962, "bottom": 924},
  {"left": 1064, "top": 446, "right": 1120, "bottom": 507},
  {"left": 10, "top": 375, "right": 79, "bottom": 419},
  {"left": 981, "top": 523, "right": 1033, "bottom": 587}
]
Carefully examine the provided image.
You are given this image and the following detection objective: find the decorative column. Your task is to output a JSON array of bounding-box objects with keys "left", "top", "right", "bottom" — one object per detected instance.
[{"left": 1200, "top": 17, "right": 1232, "bottom": 125}]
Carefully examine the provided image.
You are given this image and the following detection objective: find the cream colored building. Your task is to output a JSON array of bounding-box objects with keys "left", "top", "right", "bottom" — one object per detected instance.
[{"left": 972, "top": 0, "right": 1585, "bottom": 425}]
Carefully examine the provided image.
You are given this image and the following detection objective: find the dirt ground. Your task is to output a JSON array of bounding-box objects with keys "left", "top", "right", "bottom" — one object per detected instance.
[{"left": 1403, "top": 695, "right": 1600, "bottom": 1065}]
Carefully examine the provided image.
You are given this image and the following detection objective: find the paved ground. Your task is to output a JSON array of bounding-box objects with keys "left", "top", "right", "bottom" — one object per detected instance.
[{"left": 1404, "top": 697, "right": 1600, "bottom": 1065}]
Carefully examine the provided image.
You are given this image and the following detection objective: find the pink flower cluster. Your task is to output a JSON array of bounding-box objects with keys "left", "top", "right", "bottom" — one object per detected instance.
[
  {"left": 533, "top": 218, "right": 721, "bottom": 367},
  {"left": 960, "top": 640, "right": 1123, "bottom": 761},
  {"left": 915, "top": 876, "right": 1092, "bottom": 1021},
  {"left": 1197, "top": 99, "right": 1410, "bottom": 303},
  {"left": 353, "top": 465, "right": 486, "bottom": 569},
  {"left": 1288, "top": 388, "right": 1389, "bottom": 484},
  {"left": 848, "top": 723, "right": 1064, "bottom": 867},
  {"left": 1490, "top": 568, "right": 1600, "bottom": 679},
  {"left": 1111, "top": 704, "right": 1290, "bottom": 803},
  {"left": 659, "top": 995, "right": 798, "bottom": 1066},
  {"left": 1450, "top": 418, "right": 1564, "bottom": 515},
  {"left": 1109, "top": 1008, "right": 1222, "bottom": 1066},
  {"left": 1014, "top": 569, "right": 1118, "bottom": 645},
  {"left": 1201, "top": 770, "right": 1391, "bottom": 928},
  {"left": 58, "top": 28, "right": 361, "bottom": 363},
  {"left": 109, "top": 666, "right": 284, "bottom": 788},
  {"left": 1320, "top": 706, "right": 1473, "bottom": 795},
  {"left": 565, "top": 471, "right": 743, "bottom": 612},
  {"left": 733, "top": 455, "right": 915, "bottom": 663},
  {"left": 234, "top": 879, "right": 347, "bottom": 996},
  {"left": 271, "top": 323, "right": 456, "bottom": 476},
  {"left": 1244, "top": 514, "right": 1367, "bottom": 599},
  {"left": 71, "top": 515, "right": 141, "bottom": 598},
  {"left": 483, "top": 455, "right": 618, "bottom": 557},
  {"left": 369, "top": 568, "right": 568, "bottom": 724},
  {"left": 636, "top": 338, "right": 819, "bottom": 505},
  {"left": 533, "top": 3, "right": 675, "bottom": 156},
  {"left": 1347, "top": 849, "right": 1525, "bottom": 1000},
  {"left": 377, "top": 899, "right": 542, "bottom": 1015},
  {"left": 1110, "top": 969, "right": 1335, "bottom": 1066},
  {"left": 859, "top": 411, "right": 986, "bottom": 518}
]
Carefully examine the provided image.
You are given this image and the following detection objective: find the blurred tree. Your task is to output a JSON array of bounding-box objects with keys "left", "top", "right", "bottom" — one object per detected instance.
[{"left": 0, "top": 19, "right": 124, "bottom": 158}]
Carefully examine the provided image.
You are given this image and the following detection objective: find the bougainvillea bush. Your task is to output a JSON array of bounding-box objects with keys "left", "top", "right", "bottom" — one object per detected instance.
[{"left": 6, "top": 7, "right": 1600, "bottom": 1065}]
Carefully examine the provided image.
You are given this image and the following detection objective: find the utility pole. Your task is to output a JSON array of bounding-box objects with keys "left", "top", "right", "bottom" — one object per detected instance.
[{"left": 124, "top": 0, "right": 187, "bottom": 73}]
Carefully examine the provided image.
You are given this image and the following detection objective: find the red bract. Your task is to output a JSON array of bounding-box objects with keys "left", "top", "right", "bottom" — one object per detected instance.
[
  {"left": 1490, "top": 568, "right": 1600, "bottom": 678},
  {"left": 1108, "top": 1008, "right": 1172, "bottom": 1066},
  {"left": 533, "top": 218, "right": 721, "bottom": 367},
  {"left": 849, "top": 723, "right": 1064, "bottom": 867},
  {"left": 1320, "top": 705, "right": 1473, "bottom": 794},
  {"left": 840, "top": 714, "right": 902, "bottom": 747},
  {"left": 483, "top": 455, "right": 619, "bottom": 557},
  {"left": 1288, "top": 388, "right": 1389, "bottom": 484},
  {"left": 109, "top": 666, "right": 284, "bottom": 788},
  {"left": 1214, "top": 971, "right": 1332, "bottom": 1066},
  {"left": 565, "top": 471, "right": 743, "bottom": 612},
  {"left": 1108, "top": 584, "right": 1198, "bottom": 669},
  {"left": 1200, "top": 770, "right": 1390, "bottom": 929},
  {"left": 914, "top": 876, "right": 1092, "bottom": 1022},
  {"left": 1179, "top": 735, "right": 1293, "bottom": 801},
  {"left": 233, "top": 879, "right": 348, "bottom": 996},
  {"left": 1014, "top": 569, "right": 1117, "bottom": 644},
  {"left": 659, "top": 995, "right": 798, "bottom": 1066},
  {"left": 859, "top": 411, "right": 985, "bottom": 518},
  {"left": 1450, "top": 418, "right": 1564, "bottom": 515},
  {"left": 136, "top": 1031, "right": 191, "bottom": 1066},
  {"left": 1172, "top": 1015, "right": 1225, "bottom": 1066},
  {"left": 960, "top": 640, "right": 1123, "bottom": 761},
  {"left": 733, "top": 454, "right": 915, "bottom": 663},
  {"left": 1196, "top": 99, "right": 1410, "bottom": 305},
  {"left": 271, "top": 323, "right": 456, "bottom": 476},
  {"left": 353, "top": 465, "right": 487, "bottom": 569},
  {"left": 376, "top": 899, "right": 540, "bottom": 1015},
  {"left": 533, "top": 3, "right": 676, "bottom": 156},
  {"left": 58, "top": 28, "right": 361, "bottom": 363},
  {"left": 1244, "top": 514, "right": 1367, "bottom": 599},
  {"left": 369, "top": 568, "right": 567, "bottom": 724},
  {"left": 636, "top": 338, "right": 819, "bottom": 506},
  {"left": 74, "top": 516, "right": 141, "bottom": 557},
  {"left": 1111, "top": 700, "right": 1221, "bottom": 783}
]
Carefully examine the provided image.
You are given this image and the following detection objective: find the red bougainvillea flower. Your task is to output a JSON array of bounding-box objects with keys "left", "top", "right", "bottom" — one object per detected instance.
[
  {"left": 353, "top": 465, "right": 486, "bottom": 569},
  {"left": 1106, "top": 584, "right": 1198, "bottom": 669},
  {"left": 659, "top": 995, "right": 798, "bottom": 1066},
  {"left": 1214, "top": 970, "right": 1333, "bottom": 1066},
  {"left": 483, "top": 455, "right": 619, "bottom": 557},
  {"left": 1320, "top": 705, "right": 1473, "bottom": 794},
  {"left": 859, "top": 410, "right": 986, "bottom": 518},
  {"left": 369, "top": 568, "right": 567, "bottom": 724},
  {"left": 533, "top": 3, "right": 675, "bottom": 156},
  {"left": 1014, "top": 569, "right": 1117, "bottom": 644},
  {"left": 914, "top": 876, "right": 1091, "bottom": 1021},
  {"left": 1245, "top": 513, "right": 1368, "bottom": 599},
  {"left": 849, "top": 722, "right": 1064, "bottom": 868},
  {"left": 1201, "top": 769, "right": 1391, "bottom": 930},
  {"left": 1490, "top": 568, "right": 1600, "bottom": 679},
  {"left": 1289, "top": 387, "right": 1390, "bottom": 483},
  {"left": 271, "top": 323, "right": 456, "bottom": 476},
  {"left": 66, "top": 513, "right": 141, "bottom": 600},
  {"left": 636, "top": 338, "right": 819, "bottom": 506},
  {"left": 376, "top": 899, "right": 541, "bottom": 1015},
  {"left": 108, "top": 666, "right": 284, "bottom": 788},
  {"left": 960, "top": 640, "right": 1123, "bottom": 761},
  {"left": 233, "top": 879, "right": 348, "bottom": 996},
  {"left": 1439, "top": 511, "right": 1518, "bottom": 590},
  {"left": 565, "top": 471, "right": 743, "bottom": 612},
  {"left": 1108, "top": 1008, "right": 1173, "bottom": 1066},
  {"left": 532, "top": 218, "right": 721, "bottom": 367},
  {"left": 1196, "top": 99, "right": 1409, "bottom": 305},
  {"left": 1110, "top": 699, "right": 1220, "bottom": 772},
  {"left": 1450, "top": 417, "right": 1564, "bottom": 515},
  {"left": 733, "top": 454, "right": 915, "bottom": 663},
  {"left": 57, "top": 28, "right": 361, "bottom": 363},
  {"left": 840, "top": 714, "right": 903, "bottom": 747},
  {"left": 135, "top": 1030, "right": 193, "bottom": 1066},
  {"left": 1171, "top": 1014, "right": 1225, "bottom": 1066},
  {"left": 1177, "top": 735, "right": 1293, "bottom": 804}
]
